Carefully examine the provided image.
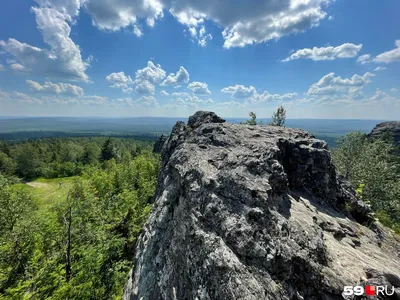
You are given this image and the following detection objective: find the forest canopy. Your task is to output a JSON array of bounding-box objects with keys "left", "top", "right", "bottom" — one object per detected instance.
[{"left": 0, "top": 137, "right": 160, "bottom": 299}]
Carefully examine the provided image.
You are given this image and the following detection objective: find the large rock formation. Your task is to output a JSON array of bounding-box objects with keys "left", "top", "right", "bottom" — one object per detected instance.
[
  {"left": 124, "top": 111, "right": 400, "bottom": 300},
  {"left": 368, "top": 121, "right": 400, "bottom": 146}
]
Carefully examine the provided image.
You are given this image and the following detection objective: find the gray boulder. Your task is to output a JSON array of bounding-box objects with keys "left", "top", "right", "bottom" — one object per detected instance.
[{"left": 124, "top": 111, "right": 400, "bottom": 300}]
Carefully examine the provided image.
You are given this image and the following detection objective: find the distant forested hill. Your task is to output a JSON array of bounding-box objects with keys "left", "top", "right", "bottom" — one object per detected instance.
[{"left": 0, "top": 116, "right": 383, "bottom": 147}]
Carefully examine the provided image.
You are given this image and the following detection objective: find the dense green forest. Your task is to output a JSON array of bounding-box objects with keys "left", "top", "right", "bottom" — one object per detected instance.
[{"left": 0, "top": 137, "right": 160, "bottom": 299}]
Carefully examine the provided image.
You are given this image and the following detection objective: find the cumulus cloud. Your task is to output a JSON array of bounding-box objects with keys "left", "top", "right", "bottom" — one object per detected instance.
[
  {"left": 282, "top": 43, "right": 362, "bottom": 62},
  {"left": 356, "top": 54, "right": 371, "bottom": 65},
  {"left": 0, "top": 2, "right": 90, "bottom": 82},
  {"left": 26, "top": 80, "right": 84, "bottom": 96},
  {"left": 133, "top": 61, "right": 167, "bottom": 94},
  {"left": 135, "top": 80, "right": 155, "bottom": 94},
  {"left": 83, "top": 0, "right": 164, "bottom": 31},
  {"left": 169, "top": 0, "right": 331, "bottom": 48},
  {"left": 221, "top": 84, "right": 256, "bottom": 99},
  {"left": 187, "top": 81, "right": 211, "bottom": 95},
  {"left": 162, "top": 66, "right": 189, "bottom": 86},
  {"left": 307, "top": 72, "right": 375, "bottom": 97},
  {"left": 0, "top": 64, "right": 4, "bottom": 71},
  {"left": 391, "top": 88, "right": 398, "bottom": 94},
  {"left": 135, "top": 61, "right": 166, "bottom": 84},
  {"left": 221, "top": 84, "right": 297, "bottom": 104},
  {"left": 106, "top": 72, "right": 134, "bottom": 93},
  {"left": 106, "top": 62, "right": 190, "bottom": 95},
  {"left": 374, "top": 40, "right": 400, "bottom": 63}
]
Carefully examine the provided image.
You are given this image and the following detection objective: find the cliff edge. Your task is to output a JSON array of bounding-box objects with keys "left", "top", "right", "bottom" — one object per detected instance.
[{"left": 124, "top": 111, "right": 400, "bottom": 300}]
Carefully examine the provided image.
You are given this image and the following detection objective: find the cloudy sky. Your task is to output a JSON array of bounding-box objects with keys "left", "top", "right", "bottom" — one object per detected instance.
[{"left": 0, "top": 0, "right": 399, "bottom": 119}]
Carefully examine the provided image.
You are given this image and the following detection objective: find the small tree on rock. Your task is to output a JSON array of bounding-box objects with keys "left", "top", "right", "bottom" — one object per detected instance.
[
  {"left": 242, "top": 112, "right": 262, "bottom": 126},
  {"left": 270, "top": 105, "right": 286, "bottom": 127}
]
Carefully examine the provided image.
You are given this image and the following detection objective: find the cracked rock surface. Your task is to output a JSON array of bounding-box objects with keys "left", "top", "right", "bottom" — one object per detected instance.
[{"left": 124, "top": 111, "right": 400, "bottom": 300}]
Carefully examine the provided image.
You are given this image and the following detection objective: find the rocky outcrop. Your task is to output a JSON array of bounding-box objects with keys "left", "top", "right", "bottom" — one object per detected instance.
[
  {"left": 153, "top": 134, "right": 168, "bottom": 153},
  {"left": 368, "top": 121, "right": 400, "bottom": 145},
  {"left": 124, "top": 111, "right": 400, "bottom": 300}
]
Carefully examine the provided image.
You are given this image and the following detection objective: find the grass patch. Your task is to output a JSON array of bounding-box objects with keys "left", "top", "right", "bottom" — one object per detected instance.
[{"left": 11, "top": 177, "right": 78, "bottom": 210}]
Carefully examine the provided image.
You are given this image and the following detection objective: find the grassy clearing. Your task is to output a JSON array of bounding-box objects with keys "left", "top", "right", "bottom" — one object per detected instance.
[{"left": 11, "top": 177, "right": 78, "bottom": 210}]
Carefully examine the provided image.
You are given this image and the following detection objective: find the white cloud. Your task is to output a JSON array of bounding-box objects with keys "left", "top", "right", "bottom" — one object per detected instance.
[
  {"left": 135, "top": 61, "right": 166, "bottom": 84},
  {"left": 169, "top": 0, "right": 332, "bottom": 48},
  {"left": 171, "top": 92, "right": 190, "bottom": 98},
  {"left": 247, "top": 91, "right": 298, "bottom": 104},
  {"left": 186, "top": 25, "right": 212, "bottom": 47},
  {"left": 106, "top": 72, "right": 134, "bottom": 93},
  {"left": 0, "top": 90, "right": 43, "bottom": 104},
  {"left": 34, "top": 0, "right": 81, "bottom": 18},
  {"left": 106, "top": 62, "right": 186, "bottom": 95},
  {"left": 160, "top": 90, "right": 169, "bottom": 96},
  {"left": 106, "top": 72, "right": 133, "bottom": 84},
  {"left": 356, "top": 54, "right": 371, "bottom": 65},
  {"left": 135, "top": 80, "right": 155, "bottom": 94},
  {"left": 115, "top": 96, "right": 158, "bottom": 107},
  {"left": 0, "top": 3, "right": 90, "bottom": 82},
  {"left": 85, "top": 55, "right": 94, "bottom": 66},
  {"left": 133, "top": 25, "right": 143, "bottom": 37},
  {"left": 221, "top": 84, "right": 296, "bottom": 104},
  {"left": 221, "top": 84, "right": 256, "bottom": 99},
  {"left": 187, "top": 81, "right": 211, "bottom": 95},
  {"left": 374, "top": 40, "right": 400, "bottom": 63},
  {"left": 10, "top": 63, "right": 26, "bottom": 71},
  {"left": 26, "top": 80, "right": 84, "bottom": 96},
  {"left": 374, "top": 66, "right": 386, "bottom": 72},
  {"left": 391, "top": 88, "right": 398, "bottom": 94},
  {"left": 83, "top": 0, "right": 164, "bottom": 31},
  {"left": 162, "top": 66, "right": 189, "bottom": 86},
  {"left": 218, "top": 101, "right": 246, "bottom": 108},
  {"left": 368, "top": 89, "right": 387, "bottom": 102},
  {"left": 0, "top": 64, "right": 5, "bottom": 71},
  {"left": 132, "top": 61, "right": 167, "bottom": 94},
  {"left": 307, "top": 72, "right": 375, "bottom": 96},
  {"left": 282, "top": 43, "right": 362, "bottom": 62}
]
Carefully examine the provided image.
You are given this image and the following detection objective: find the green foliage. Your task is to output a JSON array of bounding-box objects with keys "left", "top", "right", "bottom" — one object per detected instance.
[
  {"left": 332, "top": 132, "right": 400, "bottom": 231},
  {"left": 270, "top": 105, "right": 286, "bottom": 127},
  {"left": 241, "top": 112, "right": 262, "bottom": 126},
  {"left": 0, "top": 151, "right": 16, "bottom": 175},
  {"left": 0, "top": 175, "right": 36, "bottom": 294},
  {"left": 0, "top": 138, "right": 160, "bottom": 299},
  {"left": 1, "top": 137, "right": 152, "bottom": 180},
  {"left": 101, "top": 138, "right": 121, "bottom": 162}
]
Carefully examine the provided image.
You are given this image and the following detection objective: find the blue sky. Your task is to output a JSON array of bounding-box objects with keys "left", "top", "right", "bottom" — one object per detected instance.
[{"left": 0, "top": 0, "right": 399, "bottom": 119}]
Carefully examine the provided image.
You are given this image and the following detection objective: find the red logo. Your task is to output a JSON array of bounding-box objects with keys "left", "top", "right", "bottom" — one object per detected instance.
[{"left": 365, "top": 286, "right": 376, "bottom": 296}]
